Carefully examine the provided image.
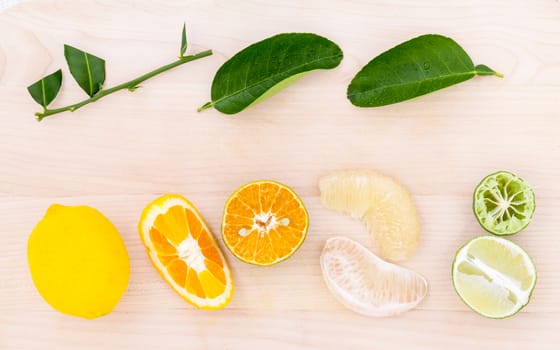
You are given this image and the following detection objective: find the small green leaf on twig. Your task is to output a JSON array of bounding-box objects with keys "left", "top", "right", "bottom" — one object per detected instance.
[
  {"left": 180, "top": 23, "right": 188, "bottom": 57},
  {"left": 64, "top": 44, "right": 106, "bottom": 97},
  {"left": 27, "top": 69, "right": 63, "bottom": 108}
]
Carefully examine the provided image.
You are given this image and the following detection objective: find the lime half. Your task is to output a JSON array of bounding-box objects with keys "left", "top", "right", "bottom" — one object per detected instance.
[
  {"left": 473, "top": 171, "right": 535, "bottom": 235},
  {"left": 452, "top": 235, "right": 536, "bottom": 318}
]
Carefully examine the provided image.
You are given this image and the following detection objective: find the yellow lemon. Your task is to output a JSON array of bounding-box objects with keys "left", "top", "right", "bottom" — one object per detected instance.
[{"left": 27, "top": 204, "right": 130, "bottom": 319}]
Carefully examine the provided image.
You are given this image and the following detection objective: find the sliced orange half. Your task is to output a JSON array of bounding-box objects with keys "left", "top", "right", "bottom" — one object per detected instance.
[
  {"left": 138, "top": 194, "right": 233, "bottom": 310},
  {"left": 222, "top": 180, "right": 309, "bottom": 266}
]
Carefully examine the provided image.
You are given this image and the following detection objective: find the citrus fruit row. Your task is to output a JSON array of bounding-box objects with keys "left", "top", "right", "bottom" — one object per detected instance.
[
  {"left": 27, "top": 180, "right": 309, "bottom": 318},
  {"left": 452, "top": 170, "right": 537, "bottom": 319},
  {"left": 25, "top": 169, "right": 540, "bottom": 321}
]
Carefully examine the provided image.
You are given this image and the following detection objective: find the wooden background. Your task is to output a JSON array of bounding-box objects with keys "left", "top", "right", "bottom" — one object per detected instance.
[{"left": 1, "top": 0, "right": 559, "bottom": 349}]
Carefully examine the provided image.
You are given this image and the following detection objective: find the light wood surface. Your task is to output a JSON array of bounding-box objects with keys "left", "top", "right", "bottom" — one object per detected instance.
[{"left": 1, "top": 0, "right": 559, "bottom": 349}]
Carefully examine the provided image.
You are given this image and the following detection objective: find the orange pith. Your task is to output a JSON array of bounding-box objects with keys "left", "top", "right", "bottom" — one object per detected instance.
[
  {"left": 222, "top": 180, "right": 309, "bottom": 266},
  {"left": 139, "top": 194, "right": 233, "bottom": 309}
]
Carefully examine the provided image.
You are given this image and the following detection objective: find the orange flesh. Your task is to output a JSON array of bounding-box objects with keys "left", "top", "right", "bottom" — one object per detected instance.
[
  {"left": 146, "top": 205, "right": 228, "bottom": 302},
  {"left": 223, "top": 182, "right": 308, "bottom": 265}
]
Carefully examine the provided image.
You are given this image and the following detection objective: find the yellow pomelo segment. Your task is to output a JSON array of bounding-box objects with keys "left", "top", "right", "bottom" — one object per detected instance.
[
  {"left": 27, "top": 205, "right": 130, "bottom": 320},
  {"left": 452, "top": 235, "right": 537, "bottom": 318},
  {"left": 320, "top": 236, "right": 428, "bottom": 317},
  {"left": 319, "top": 170, "right": 420, "bottom": 261}
]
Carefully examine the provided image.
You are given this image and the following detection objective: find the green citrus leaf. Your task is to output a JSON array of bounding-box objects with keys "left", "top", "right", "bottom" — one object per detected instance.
[
  {"left": 199, "top": 33, "right": 343, "bottom": 114},
  {"left": 64, "top": 44, "right": 106, "bottom": 97},
  {"left": 180, "top": 23, "right": 187, "bottom": 57},
  {"left": 27, "top": 69, "right": 63, "bottom": 108},
  {"left": 347, "top": 34, "right": 502, "bottom": 107}
]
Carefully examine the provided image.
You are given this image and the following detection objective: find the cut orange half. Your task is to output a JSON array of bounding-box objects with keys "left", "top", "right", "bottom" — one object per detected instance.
[
  {"left": 138, "top": 194, "right": 233, "bottom": 310},
  {"left": 222, "top": 180, "right": 309, "bottom": 266}
]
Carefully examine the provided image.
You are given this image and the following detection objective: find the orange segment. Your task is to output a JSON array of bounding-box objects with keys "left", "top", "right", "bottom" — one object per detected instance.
[
  {"left": 269, "top": 226, "right": 302, "bottom": 257},
  {"left": 254, "top": 233, "right": 278, "bottom": 265},
  {"left": 149, "top": 228, "right": 176, "bottom": 255},
  {"left": 186, "top": 268, "right": 205, "bottom": 299},
  {"left": 153, "top": 205, "right": 189, "bottom": 246},
  {"left": 199, "top": 270, "right": 225, "bottom": 298},
  {"left": 238, "top": 230, "right": 259, "bottom": 260},
  {"left": 157, "top": 254, "right": 177, "bottom": 266},
  {"left": 205, "top": 259, "right": 226, "bottom": 284},
  {"left": 270, "top": 188, "right": 296, "bottom": 214},
  {"left": 185, "top": 209, "right": 202, "bottom": 239},
  {"left": 139, "top": 194, "right": 234, "bottom": 310},
  {"left": 167, "top": 259, "right": 187, "bottom": 286},
  {"left": 268, "top": 229, "right": 292, "bottom": 257},
  {"left": 222, "top": 180, "right": 309, "bottom": 266},
  {"left": 240, "top": 185, "right": 261, "bottom": 212},
  {"left": 226, "top": 197, "right": 256, "bottom": 219},
  {"left": 202, "top": 245, "right": 223, "bottom": 267},
  {"left": 259, "top": 183, "right": 281, "bottom": 213},
  {"left": 198, "top": 230, "right": 213, "bottom": 249}
]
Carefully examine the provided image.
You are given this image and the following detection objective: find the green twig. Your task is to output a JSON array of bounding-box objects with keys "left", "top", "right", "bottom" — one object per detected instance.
[{"left": 35, "top": 50, "right": 213, "bottom": 121}]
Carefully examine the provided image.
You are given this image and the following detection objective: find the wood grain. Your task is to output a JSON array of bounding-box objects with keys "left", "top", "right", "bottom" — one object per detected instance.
[{"left": 1, "top": 0, "right": 559, "bottom": 349}]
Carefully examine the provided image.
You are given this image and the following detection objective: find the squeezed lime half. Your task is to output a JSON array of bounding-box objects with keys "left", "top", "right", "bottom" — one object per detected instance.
[
  {"left": 473, "top": 171, "right": 535, "bottom": 235},
  {"left": 452, "top": 235, "right": 537, "bottom": 318}
]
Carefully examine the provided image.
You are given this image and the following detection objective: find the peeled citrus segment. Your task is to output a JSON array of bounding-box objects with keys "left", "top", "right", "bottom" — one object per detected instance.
[
  {"left": 320, "top": 236, "right": 428, "bottom": 317},
  {"left": 139, "top": 194, "right": 233, "bottom": 310},
  {"left": 319, "top": 170, "right": 420, "bottom": 261},
  {"left": 473, "top": 171, "right": 535, "bottom": 235},
  {"left": 452, "top": 235, "right": 536, "bottom": 318},
  {"left": 222, "top": 180, "right": 309, "bottom": 266}
]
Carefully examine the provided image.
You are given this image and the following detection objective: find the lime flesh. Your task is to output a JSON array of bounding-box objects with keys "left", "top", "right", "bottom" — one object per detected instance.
[
  {"left": 452, "top": 235, "right": 536, "bottom": 318},
  {"left": 473, "top": 171, "right": 535, "bottom": 235}
]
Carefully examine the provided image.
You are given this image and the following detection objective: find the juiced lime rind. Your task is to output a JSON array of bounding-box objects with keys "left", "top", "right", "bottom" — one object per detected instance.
[
  {"left": 473, "top": 171, "right": 535, "bottom": 236},
  {"left": 451, "top": 235, "right": 537, "bottom": 319}
]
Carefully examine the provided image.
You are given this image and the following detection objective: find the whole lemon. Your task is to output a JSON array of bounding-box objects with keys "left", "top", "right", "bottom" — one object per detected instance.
[{"left": 27, "top": 204, "right": 130, "bottom": 319}]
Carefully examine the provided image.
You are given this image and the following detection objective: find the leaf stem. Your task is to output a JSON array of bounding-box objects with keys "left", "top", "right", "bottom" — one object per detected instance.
[
  {"left": 197, "top": 101, "right": 214, "bottom": 112},
  {"left": 35, "top": 49, "right": 213, "bottom": 121}
]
